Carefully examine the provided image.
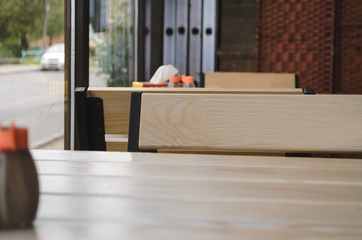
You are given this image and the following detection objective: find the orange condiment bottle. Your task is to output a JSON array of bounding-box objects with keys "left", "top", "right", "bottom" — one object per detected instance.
[
  {"left": 168, "top": 75, "right": 182, "bottom": 87},
  {"left": 0, "top": 122, "right": 28, "bottom": 152},
  {"left": 182, "top": 75, "right": 195, "bottom": 88}
]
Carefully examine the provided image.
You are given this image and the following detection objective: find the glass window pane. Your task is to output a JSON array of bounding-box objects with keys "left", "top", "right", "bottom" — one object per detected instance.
[
  {"left": 0, "top": 0, "right": 65, "bottom": 150},
  {"left": 89, "top": 0, "right": 133, "bottom": 87}
]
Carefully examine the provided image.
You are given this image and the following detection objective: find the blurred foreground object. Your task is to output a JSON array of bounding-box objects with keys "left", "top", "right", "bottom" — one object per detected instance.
[{"left": 0, "top": 123, "right": 39, "bottom": 228}]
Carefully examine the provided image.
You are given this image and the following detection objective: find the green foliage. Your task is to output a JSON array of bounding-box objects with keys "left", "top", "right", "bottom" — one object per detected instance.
[
  {"left": 21, "top": 58, "right": 41, "bottom": 65},
  {"left": 47, "top": 0, "right": 64, "bottom": 45},
  {"left": 0, "top": 40, "right": 21, "bottom": 57},
  {"left": 0, "top": 0, "right": 63, "bottom": 57},
  {"left": 0, "top": 0, "right": 45, "bottom": 50},
  {"left": 0, "top": 47, "right": 14, "bottom": 58},
  {"left": 98, "top": 1, "right": 131, "bottom": 87}
]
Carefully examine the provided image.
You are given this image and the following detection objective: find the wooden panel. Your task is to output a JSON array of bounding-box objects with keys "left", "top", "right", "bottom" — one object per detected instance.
[
  {"left": 88, "top": 87, "right": 302, "bottom": 151},
  {"left": 38, "top": 174, "right": 362, "bottom": 203},
  {"left": 35, "top": 160, "right": 362, "bottom": 184},
  {"left": 105, "top": 134, "right": 128, "bottom": 151},
  {"left": 31, "top": 150, "right": 362, "bottom": 169},
  {"left": 139, "top": 94, "right": 362, "bottom": 153},
  {"left": 4, "top": 220, "right": 362, "bottom": 240},
  {"left": 88, "top": 87, "right": 302, "bottom": 135},
  {"left": 35, "top": 153, "right": 362, "bottom": 222},
  {"left": 205, "top": 72, "right": 296, "bottom": 88},
  {"left": 36, "top": 194, "right": 362, "bottom": 225},
  {"left": 158, "top": 148, "right": 285, "bottom": 156},
  {"left": 3, "top": 150, "right": 357, "bottom": 239},
  {"left": 87, "top": 89, "right": 131, "bottom": 134}
]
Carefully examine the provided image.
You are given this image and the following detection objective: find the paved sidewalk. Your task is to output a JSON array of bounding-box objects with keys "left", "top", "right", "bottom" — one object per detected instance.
[
  {"left": 36, "top": 136, "right": 64, "bottom": 150},
  {"left": 0, "top": 64, "right": 41, "bottom": 75}
]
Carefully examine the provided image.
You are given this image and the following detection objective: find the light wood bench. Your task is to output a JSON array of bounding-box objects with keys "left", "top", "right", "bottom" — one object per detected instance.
[
  {"left": 128, "top": 93, "right": 362, "bottom": 155},
  {"left": 86, "top": 87, "right": 304, "bottom": 151},
  {"left": 205, "top": 72, "right": 298, "bottom": 89}
]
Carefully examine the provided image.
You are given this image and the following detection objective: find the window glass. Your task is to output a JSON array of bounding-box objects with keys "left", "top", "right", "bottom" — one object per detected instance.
[
  {"left": 89, "top": 0, "right": 133, "bottom": 87},
  {"left": 0, "top": 0, "right": 65, "bottom": 149}
]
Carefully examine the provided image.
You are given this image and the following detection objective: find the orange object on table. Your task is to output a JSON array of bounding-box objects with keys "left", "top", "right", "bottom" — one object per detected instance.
[
  {"left": 169, "top": 75, "right": 181, "bottom": 83},
  {"left": 182, "top": 76, "right": 194, "bottom": 83},
  {"left": 0, "top": 122, "right": 28, "bottom": 152}
]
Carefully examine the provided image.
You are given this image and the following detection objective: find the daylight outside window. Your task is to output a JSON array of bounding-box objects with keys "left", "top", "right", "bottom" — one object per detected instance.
[
  {"left": 0, "top": 0, "right": 65, "bottom": 149},
  {"left": 89, "top": 0, "right": 133, "bottom": 87}
]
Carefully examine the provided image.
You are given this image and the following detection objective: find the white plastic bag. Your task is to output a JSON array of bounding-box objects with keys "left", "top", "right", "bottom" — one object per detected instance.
[{"left": 149, "top": 65, "right": 179, "bottom": 84}]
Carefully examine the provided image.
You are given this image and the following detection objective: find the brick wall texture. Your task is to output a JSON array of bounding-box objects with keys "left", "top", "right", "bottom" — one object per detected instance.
[
  {"left": 256, "top": 0, "right": 335, "bottom": 93},
  {"left": 334, "top": 0, "right": 362, "bottom": 94}
]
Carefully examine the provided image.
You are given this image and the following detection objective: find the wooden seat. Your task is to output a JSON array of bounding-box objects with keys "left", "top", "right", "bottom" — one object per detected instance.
[
  {"left": 87, "top": 87, "right": 303, "bottom": 151},
  {"left": 129, "top": 92, "right": 362, "bottom": 155},
  {"left": 204, "top": 72, "right": 298, "bottom": 89}
]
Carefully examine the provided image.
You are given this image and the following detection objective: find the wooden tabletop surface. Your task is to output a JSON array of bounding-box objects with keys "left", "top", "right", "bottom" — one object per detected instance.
[{"left": 1, "top": 150, "right": 362, "bottom": 239}]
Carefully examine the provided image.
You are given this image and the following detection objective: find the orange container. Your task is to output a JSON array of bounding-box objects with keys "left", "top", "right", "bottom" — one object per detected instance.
[{"left": 0, "top": 122, "right": 28, "bottom": 152}]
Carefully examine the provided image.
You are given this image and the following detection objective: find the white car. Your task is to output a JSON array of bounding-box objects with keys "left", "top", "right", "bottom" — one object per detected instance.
[{"left": 41, "top": 43, "right": 65, "bottom": 70}]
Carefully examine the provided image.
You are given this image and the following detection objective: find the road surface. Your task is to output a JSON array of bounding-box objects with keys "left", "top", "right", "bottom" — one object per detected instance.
[{"left": 0, "top": 64, "right": 107, "bottom": 148}]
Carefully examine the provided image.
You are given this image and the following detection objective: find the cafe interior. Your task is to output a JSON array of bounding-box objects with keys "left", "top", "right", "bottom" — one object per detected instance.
[{"left": 1, "top": 0, "right": 362, "bottom": 239}]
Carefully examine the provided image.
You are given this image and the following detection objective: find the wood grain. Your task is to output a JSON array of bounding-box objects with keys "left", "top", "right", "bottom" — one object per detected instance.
[
  {"left": 88, "top": 87, "right": 303, "bottom": 152},
  {"left": 34, "top": 160, "right": 362, "bottom": 185},
  {"left": 31, "top": 150, "right": 362, "bottom": 169},
  {"left": 139, "top": 94, "right": 362, "bottom": 153},
  {"left": 205, "top": 72, "right": 296, "bottom": 88},
  {"left": 34, "top": 194, "right": 362, "bottom": 228},
  {"left": 88, "top": 87, "right": 302, "bottom": 135},
  {"left": 3, "top": 220, "right": 362, "bottom": 240},
  {"left": 158, "top": 148, "right": 286, "bottom": 156},
  {"left": 1, "top": 150, "right": 360, "bottom": 239},
  {"left": 104, "top": 134, "right": 128, "bottom": 151},
  {"left": 37, "top": 175, "right": 362, "bottom": 203},
  {"left": 87, "top": 89, "right": 131, "bottom": 134}
]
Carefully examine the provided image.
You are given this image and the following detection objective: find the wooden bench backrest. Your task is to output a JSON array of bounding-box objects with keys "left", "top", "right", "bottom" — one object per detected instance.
[
  {"left": 205, "top": 72, "right": 297, "bottom": 89},
  {"left": 88, "top": 87, "right": 303, "bottom": 135},
  {"left": 137, "top": 93, "right": 362, "bottom": 154}
]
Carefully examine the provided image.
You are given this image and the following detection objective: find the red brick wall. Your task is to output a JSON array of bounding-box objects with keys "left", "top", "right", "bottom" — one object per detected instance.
[
  {"left": 334, "top": 0, "right": 362, "bottom": 94},
  {"left": 256, "top": 0, "right": 335, "bottom": 93}
]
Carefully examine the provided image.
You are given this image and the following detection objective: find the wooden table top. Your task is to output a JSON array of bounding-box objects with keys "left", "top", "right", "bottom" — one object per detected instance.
[{"left": 2, "top": 150, "right": 362, "bottom": 239}]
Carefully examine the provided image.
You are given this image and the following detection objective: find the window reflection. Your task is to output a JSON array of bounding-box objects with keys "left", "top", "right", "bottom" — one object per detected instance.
[
  {"left": 90, "top": 0, "right": 133, "bottom": 87},
  {"left": 0, "top": 0, "right": 64, "bottom": 149}
]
